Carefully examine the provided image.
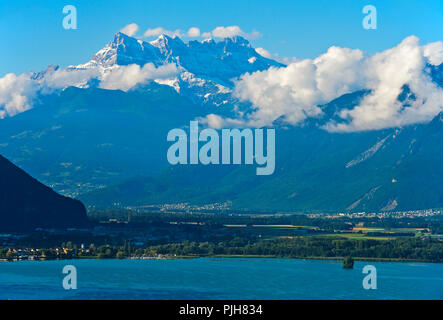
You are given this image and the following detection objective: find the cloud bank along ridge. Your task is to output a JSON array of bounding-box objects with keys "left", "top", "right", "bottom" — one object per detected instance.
[
  {"left": 0, "top": 62, "right": 178, "bottom": 119},
  {"left": 228, "top": 36, "right": 443, "bottom": 132}
]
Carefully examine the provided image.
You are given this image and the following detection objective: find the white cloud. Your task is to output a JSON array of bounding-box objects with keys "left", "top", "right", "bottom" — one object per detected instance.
[
  {"left": 423, "top": 41, "right": 443, "bottom": 66},
  {"left": 210, "top": 26, "right": 261, "bottom": 39},
  {"left": 211, "top": 26, "right": 242, "bottom": 38},
  {"left": 198, "top": 113, "right": 245, "bottom": 129},
  {"left": 232, "top": 36, "right": 443, "bottom": 132},
  {"left": 0, "top": 62, "right": 178, "bottom": 118},
  {"left": 99, "top": 63, "right": 178, "bottom": 91},
  {"left": 234, "top": 46, "right": 365, "bottom": 127},
  {"left": 199, "top": 114, "right": 224, "bottom": 129},
  {"left": 0, "top": 73, "right": 37, "bottom": 118},
  {"left": 187, "top": 27, "right": 201, "bottom": 37},
  {"left": 41, "top": 68, "right": 99, "bottom": 92},
  {"left": 144, "top": 27, "right": 183, "bottom": 38},
  {"left": 0, "top": 67, "right": 102, "bottom": 118},
  {"left": 326, "top": 36, "right": 443, "bottom": 132},
  {"left": 120, "top": 23, "right": 139, "bottom": 37},
  {"left": 256, "top": 47, "right": 297, "bottom": 65}
]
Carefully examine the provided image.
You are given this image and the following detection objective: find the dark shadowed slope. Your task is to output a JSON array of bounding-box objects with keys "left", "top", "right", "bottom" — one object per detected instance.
[
  {"left": 0, "top": 84, "right": 207, "bottom": 197},
  {"left": 81, "top": 112, "right": 443, "bottom": 213},
  {"left": 0, "top": 155, "right": 88, "bottom": 232}
]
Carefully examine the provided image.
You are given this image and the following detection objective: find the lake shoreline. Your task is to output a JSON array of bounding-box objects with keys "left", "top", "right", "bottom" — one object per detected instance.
[{"left": 1, "top": 254, "right": 441, "bottom": 264}]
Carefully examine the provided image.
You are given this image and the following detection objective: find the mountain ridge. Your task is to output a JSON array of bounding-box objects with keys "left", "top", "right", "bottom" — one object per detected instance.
[
  {"left": 79, "top": 108, "right": 443, "bottom": 213},
  {"left": 69, "top": 32, "right": 284, "bottom": 105}
]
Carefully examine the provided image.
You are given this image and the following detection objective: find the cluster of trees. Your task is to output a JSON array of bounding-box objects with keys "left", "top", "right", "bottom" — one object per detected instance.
[
  {"left": 148, "top": 237, "right": 443, "bottom": 262},
  {"left": 0, "top": 248, "right": 14, "bottom": 259},
  {"left": 2, "top": 237, "right": 441, "bottom": 262},
  {"left": 362, "top": 216, "right": 443, "bottom": 234},
  {"left": 342, "top": 256, "right": 354, "bottom": 269},
  {"left": 88, "top": 210, "right": 354, "bottom": 231}
]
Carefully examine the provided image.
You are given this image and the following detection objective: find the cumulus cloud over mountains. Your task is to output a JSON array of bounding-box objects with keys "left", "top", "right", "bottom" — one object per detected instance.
[
  {"left": 232, "top": 36, "right": 443, "bottom": 132},
  {"left": 207, "top": 26, "right": 261, "bottom": 39},
  {"left": 0, "top": 73, "right": 37, "bottom": 118},
  {"left": 0, "top": 63, "right": 178, "bottom": 119},
  {"left": 326, "top": 37, "right": 443, "bottom": 132},
  {"left": 120, "top": 23, "right": 139, "bottom": 37},
  {"left": 144, "top": 27, "right": 183, "bottom": 38},
  {"left": 234, "top": 46, "right": 365, "bottom": 127},
  {"left": 99, "top": 63, "right": 178, "bottom": 91}
]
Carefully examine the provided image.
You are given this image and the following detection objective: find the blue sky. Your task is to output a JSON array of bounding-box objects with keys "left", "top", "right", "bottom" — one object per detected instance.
[{"left": 1, "top": 0, "right": 442, "bottom": 76}]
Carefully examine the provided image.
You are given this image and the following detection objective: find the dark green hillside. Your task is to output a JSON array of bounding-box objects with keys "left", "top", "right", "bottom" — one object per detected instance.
[
  {"left": 81, "top": 110, "right": 443, "bottom": 213},
  {"left": 0, "top": 83, "right": 207, "bottom": 196},
  {"left": 0, "top": 155, "right": 88, "bottom": 232}
]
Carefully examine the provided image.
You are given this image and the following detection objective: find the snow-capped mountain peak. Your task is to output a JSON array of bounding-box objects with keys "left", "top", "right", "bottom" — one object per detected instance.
[
  {"left": 90, "top": 32, "right": 163, "bottom": 67},
  {"left": 70, "top": 32, "right": 283, "bottom": 105},
  {"left": 88, "top": 32, "right": 283, "bottom": 81},
  {"left": 58, "top": 32, "right": 285, "bottom": 106}
]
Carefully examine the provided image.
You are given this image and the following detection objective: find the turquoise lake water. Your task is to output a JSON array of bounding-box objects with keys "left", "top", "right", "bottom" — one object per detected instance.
[{"left": 0, "top": 258, "right": 442, "bottom": 300}]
